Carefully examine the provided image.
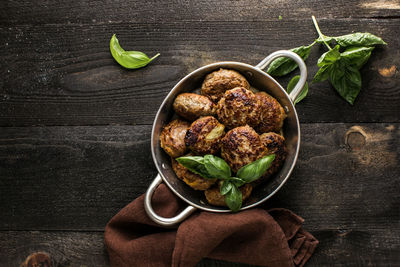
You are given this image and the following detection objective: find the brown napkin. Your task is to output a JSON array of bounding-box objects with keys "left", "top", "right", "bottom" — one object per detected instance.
[{"left": 105, "top": 184, "right": 318, "bottom": 267}]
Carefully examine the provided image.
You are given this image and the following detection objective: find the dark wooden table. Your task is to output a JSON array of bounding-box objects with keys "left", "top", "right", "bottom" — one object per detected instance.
[{"left": 1, "top": 1, "right": 399, "bottom": 266}]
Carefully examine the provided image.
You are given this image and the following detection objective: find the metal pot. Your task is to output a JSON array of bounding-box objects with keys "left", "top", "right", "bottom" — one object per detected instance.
[{"left": 145, "top": 51, "right": 307, "bottom": 226}]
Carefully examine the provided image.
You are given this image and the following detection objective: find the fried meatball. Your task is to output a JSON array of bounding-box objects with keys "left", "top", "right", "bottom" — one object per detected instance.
[
  {"left": 201, "top": 69, "right": 250, "bottom": 103},
  {"left": 260, "top": 132, "right": 287, "bottom": 174},
  {"left": 173, "top": 93, "right": 215, "bottom": 121},
  {"left": 205, "top": 183, "right": 252, "bottom": 207},
  {"left": 160, "top": 119, "right": 190, "bottom": 158},
  {"left": 252, "top": 132, "right": 287, "bottom": 186},
  {"left": 171, "top": 158, "right": 217, "bottom": 190},
  {"left": 221, "top": 125, "right": 267, "bottom": 172},
  {"left": 185, "top": 116, "right": 225, "bottom": 155},
  {"left": 254, "top": 92, "right": 286, "bottom": 133},
  {"left": 216, "top": 87, "right": 262, "bottom": 129}
]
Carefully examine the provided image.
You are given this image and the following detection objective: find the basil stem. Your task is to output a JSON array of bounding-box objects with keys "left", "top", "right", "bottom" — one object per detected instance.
[{"left": 312, "top": 15, "right": 332, "bottom": 51}]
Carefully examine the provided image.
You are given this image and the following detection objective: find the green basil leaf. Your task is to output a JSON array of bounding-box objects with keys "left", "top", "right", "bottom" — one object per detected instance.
[
  {"left": 340, "top": 46, "right": 374, "bottom": 69},
  {"left": 110, "top": 34, "right": 160, "bottom": 69},
  {"left": 228, "top": 177, "right": 246, "bottom": 187},
  {"left": 312, "top": 64, "right": 331, "bottom": 83},
  {"left": 287, "top": 75, "right": 309, "bottom": 104},
  {"left": 236, "top": 154, "right": 276, "bottom": 183},
  {"left": 220, "top": 180, "right": 233, "bottom": 196},
  {"left": 204, "top": 154, "right": 231, "bottom": 180},
  {"left": 266, "top": 45, "right": 313, "bottom": 77},
  {"left": 317, "top": 45, "right": 340, "bottom": 67},
  {"left": 225, "top": 184, "right": 242, "bottom": 212},
  {"left": 329, "top": 60, "right": 361, "bottom": 105},
  {"left": 333, "top": 32, "right": 386, "bottom": 47},
  {"left": 175, "top": 156, "right": 213, "bottom": 179}
]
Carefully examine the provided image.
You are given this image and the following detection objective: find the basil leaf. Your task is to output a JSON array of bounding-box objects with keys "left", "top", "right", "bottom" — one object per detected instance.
[
  {"left": 110, "top": 34, "right": 160, "bottom": 69},
  {"left": 204, "top": 154, "right": 231, "bottom": 180},
  {"left": 312, "top": 64, "right": 331, "bottom": 83},
  {"left": 287, "top": 75, "right": 309, "bottom": 104},
  {"left": 313, "top": 45, "right": 340, "bottom": 84},
  {"left": 329, "top": 61, "right": 361, "bottom": 105},
  {"left": 225, "top": 184, "right": 242, "bottom": 212},
  {"left": 228, "top": 177, "right": 246, "bottom": 187},
  {"left": 266, "top": 45, "right": 313, "bottom": 77},
  {"left": 340, "top": 46, "right": 374, "bottom": 69},
  {"left": 333, "top": 32, "right": 386, "bottom": 47},
  {"left": 175, "top": 156, "right": 213, "bottom": 179},
  {"left": 220, "top": 180, "right": 233, "bottom": 196},
  {"left": 317, "top": 45, "right": 340, "bottom": 67},
  {"left": 236, "top": 154, "right": 276, "bottom": 183}
]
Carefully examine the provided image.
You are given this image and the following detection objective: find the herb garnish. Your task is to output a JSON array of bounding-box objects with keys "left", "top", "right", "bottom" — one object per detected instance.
[
  {"left": 267, "top": 16, "right": 386, "bottom": 105},
  {"left": 176, "top": 154, "right": 275, "bottom": 212},
  {"left": 110, "top": 34, "right": 160, "bottom": 69}
]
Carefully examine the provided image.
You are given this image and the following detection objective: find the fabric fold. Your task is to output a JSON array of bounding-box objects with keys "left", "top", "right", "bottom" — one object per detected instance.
[{"left": 105, "top": 184, "right": 318, "bottom": 267}]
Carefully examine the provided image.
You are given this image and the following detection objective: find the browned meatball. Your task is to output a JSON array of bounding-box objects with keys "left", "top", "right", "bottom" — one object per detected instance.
[
  {"left": 185, "top": 116, "right": 225, "bottom": 155},
  {"left": 216, "top": 87, "right": 262, "bottom": 129},
  {"left": 252, "top": 132, "right": 287, "bottom": 186},
  {"left": 171, "top": 158, "right": 217, "bottom": 190},
  {"left": 254, "top": 92, "right": 286, "bottom": 133},
  {"left": 160, "top": 119, "right": 190, "bottom": 158},
  {"left": 204, "top": 183, "right": 252, "bottom": 207},
  {"left": 221, "top": 125, "right": 267, "bottom": 172},
  {"left": 201, "top": 69, "right": 250, "bottom": 103},
  {"left": 260, "top": 132, "right": 287, "bottom": 174},
  {"left": 173, "top": 93, "right": 215, "bottom": 121}
]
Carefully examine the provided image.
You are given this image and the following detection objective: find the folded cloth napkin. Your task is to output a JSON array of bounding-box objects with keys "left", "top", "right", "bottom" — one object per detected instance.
[{"left": 105, "top": 184, "right": 318, "bottom": 267}]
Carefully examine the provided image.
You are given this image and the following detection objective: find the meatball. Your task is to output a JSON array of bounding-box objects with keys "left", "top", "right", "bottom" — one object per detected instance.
[
  {"left": 185, "top": 116, "right": 225, "bottom": 155},
  {"left": 216, "top": 87, "right": 262, "bottom": 129},
  {"left": 160, "top": 119, "right": 190, "bottom": 158},
  {"left": 173, "top": 93, "right": 215, "bottom": 121},
  {"left": 171, "top": 158, "right": 217, "bottom": 190},
  {"left": 205, "top": 183, "right": 252, "bottom": 207},
  {"left": 260, "top": 132, "right": 287, "bottom": 174},
  {"left": 254, "top": 92, "right": 286, "bottom": 133},
  {"left": 221, "top": 125, "right": 267, "bottom": 172},
  {"left": 201, "top": 69, "right": 250, "bottom": 103},
  {"left": 252, "top": 132, "right": 287, "bottom": 186}
]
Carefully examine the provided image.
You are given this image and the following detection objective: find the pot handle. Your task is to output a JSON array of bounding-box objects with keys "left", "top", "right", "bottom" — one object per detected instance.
[
  {"left": 255, "top": 50, "right": 307, "bottom": 103},
  {"left": 144, "top": 174, "right": 197, "bottom": 226}
]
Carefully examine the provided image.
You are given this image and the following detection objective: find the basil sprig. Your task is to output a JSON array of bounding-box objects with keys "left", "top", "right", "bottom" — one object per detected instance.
[
  {"left": 176, "top": 154, "right": 275, "bottom": 212},
  {"left": 266, "top": 16, "right": 386, "bottom": 105},
  {"left": 110, "top": 34, "right": 160, "bottom": 69}
]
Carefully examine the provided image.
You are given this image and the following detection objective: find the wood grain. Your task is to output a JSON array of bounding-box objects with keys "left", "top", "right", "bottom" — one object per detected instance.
[
  {"left": 1, "top": 227, "right": 398, "bottom": 267},
  {"left": 1, "top": 123, "right": 398, "bottom": 231},
  {"left": 1, "top": 1, "right": 400, "bottom": 265},
  {"left": 1, "top": 0, "right": 399, "bottom": 26},
  {"left": 1, "top": 19, "right": 399, "bottom": 126}
]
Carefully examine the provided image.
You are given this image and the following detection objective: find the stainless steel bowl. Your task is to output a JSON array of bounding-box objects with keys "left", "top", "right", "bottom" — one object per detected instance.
[{"left": 145, "top": 51, "right": 307, "bottom": 226}]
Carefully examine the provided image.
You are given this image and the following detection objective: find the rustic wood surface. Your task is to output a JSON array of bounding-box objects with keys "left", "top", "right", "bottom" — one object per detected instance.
[{"left": 1, "top": 0, "right": 399, "bottom": 266}]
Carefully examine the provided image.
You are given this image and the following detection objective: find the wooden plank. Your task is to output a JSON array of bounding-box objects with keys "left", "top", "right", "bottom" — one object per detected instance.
[
  {"left": 0, "top": 229, "right": 398, "bottom": 266},
  {"left": 1, "top": 0, "right": 399, "bottom": 26},
  {"left": 0, "top": 231, "right": 109, "bottom": 267},
  {"left": 0, "top": 125, "right": 155, "bottom": 230},
  {"left": 1, "top": 19, "right": 399, "bottom": 126},
  {"left": 0, "top": 123, "right": 398, "bottom": 231}
]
